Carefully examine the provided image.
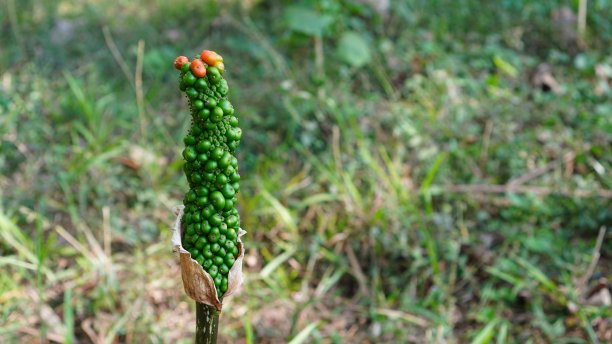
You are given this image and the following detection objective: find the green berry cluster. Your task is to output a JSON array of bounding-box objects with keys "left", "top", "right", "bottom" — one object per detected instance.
[{"left": 176, "top": 53, "right": 241, "bottom": 296}]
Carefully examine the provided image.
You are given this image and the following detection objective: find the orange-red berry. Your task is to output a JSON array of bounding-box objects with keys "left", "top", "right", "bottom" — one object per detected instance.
[
  {"left": 190, "top": 59, "right": 207, "bottom": 78},
  {"left": 200, "top": 50, "right": 223, "bottom": 66},
  {"left": 214, "top": 61, "right": 225, "bottom": 73},
  {"left": 174, "top": 56, "right": 189, "bottom": 70}
]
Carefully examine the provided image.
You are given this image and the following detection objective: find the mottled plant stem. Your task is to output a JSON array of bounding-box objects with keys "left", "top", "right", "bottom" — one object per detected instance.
[{"left": 195, "top": 302, "right": 219, "bottom": 344}]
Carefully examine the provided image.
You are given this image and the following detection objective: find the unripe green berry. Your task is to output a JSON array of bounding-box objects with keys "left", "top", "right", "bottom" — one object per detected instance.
[
  {"left": 183, "top": 147, "right": 197, "bottom": 161},
  {"left": 210, "top": 191, "right": 225, "bottom": 210},
  {"left": 211, "top": 147, "right": 224, "bottom": 160}
]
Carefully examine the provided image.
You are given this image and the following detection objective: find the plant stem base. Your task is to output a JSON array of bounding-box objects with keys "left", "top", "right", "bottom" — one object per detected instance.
[{"left": 195, "top": 302, "right": 219, "bottom": 344}]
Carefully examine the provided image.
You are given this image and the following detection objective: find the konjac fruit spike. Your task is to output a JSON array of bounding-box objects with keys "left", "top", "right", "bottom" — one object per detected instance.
[{"left": 175, "top": 50, "right": 241, "bottom": 296}]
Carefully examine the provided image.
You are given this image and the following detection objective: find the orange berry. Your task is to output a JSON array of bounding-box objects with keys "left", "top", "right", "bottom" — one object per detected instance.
[
  {"left": 214, "top": 61, "right": 225, "bottom": 73},
  {"left": 200, "top": 50, "right": 223, "bottom": 66},
  {"left": 190, "top": 59, "right": 207, "bottom": 78},
  {"left": 174, "top": 56, "right": 188, "bottom": 70}
]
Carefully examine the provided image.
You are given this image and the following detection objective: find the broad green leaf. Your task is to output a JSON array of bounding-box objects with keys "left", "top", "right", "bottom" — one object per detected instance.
[
  {"left": 337, "top": 31, "right": 371, "bottom": 67},
  {"left": 284, "top": 6, "right": 333, "bottom": 37}
]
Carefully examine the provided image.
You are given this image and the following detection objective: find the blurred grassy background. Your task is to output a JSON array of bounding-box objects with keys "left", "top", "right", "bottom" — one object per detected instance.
[{"left": 1, "top": 0, "right": 611, "bottom": 343}]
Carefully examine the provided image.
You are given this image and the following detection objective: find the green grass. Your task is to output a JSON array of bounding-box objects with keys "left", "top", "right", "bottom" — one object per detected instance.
[{"left": 1, "top": 0, "right": 611, "bottom": 343}]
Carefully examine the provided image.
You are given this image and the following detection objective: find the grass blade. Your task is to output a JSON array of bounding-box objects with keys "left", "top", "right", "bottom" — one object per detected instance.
[
  {"left": 260, "top": 247, "right": 297, "bottom": 278},
  {"left": 64, "top": 288, "right": 74, "bottom": 344},
  {"left": 471, "top": 320, "right": 498, "bottom": 344},
  {"left": 288, "top": 322, "right": 319, "bottom": 344}
]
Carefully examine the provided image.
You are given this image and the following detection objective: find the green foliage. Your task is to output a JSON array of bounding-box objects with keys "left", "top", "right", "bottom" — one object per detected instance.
[
  {"left": 336, "top": 31, "right": 371, "bottom": 67},
  {"left": 284, "top": 6, "right": 333, "bottom": 37}
]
